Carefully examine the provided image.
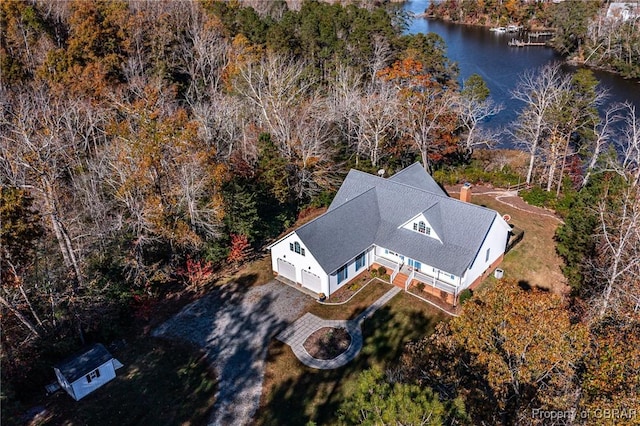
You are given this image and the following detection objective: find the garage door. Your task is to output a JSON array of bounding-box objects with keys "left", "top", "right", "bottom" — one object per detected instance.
[
  {"left": 277, "top": 258, "right": 296, "bottom": 282},
  {"left": 301, "top": 270, "right": 322, "bottom": 293}
]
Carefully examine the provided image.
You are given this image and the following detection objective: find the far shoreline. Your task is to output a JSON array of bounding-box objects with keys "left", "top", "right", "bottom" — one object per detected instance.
[{"left": 408, "top": 13, "right": 638, "bottom": 82}]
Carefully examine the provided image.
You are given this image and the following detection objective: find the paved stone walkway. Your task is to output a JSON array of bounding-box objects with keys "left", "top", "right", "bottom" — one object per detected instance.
[{"left": 277, "top": 286, "right": 401, "bottom": 369}]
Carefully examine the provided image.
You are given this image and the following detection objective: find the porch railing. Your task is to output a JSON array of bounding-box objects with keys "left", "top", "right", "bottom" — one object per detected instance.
[
  {"left": 390, "top": 263, "right": 400, "bottom": 284},
  {"left": 373, "top": 255, "right": 399, "bottom": 271},
  {"left": 414, "top": 270, "right": 458, "bottom": 294},
  {"left": 405, "top": 269, "right": 415, "bottom": 291}
]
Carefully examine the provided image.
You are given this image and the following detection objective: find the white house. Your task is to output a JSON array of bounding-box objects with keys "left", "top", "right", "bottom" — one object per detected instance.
[
  {"left": 606, "top": 2, "right": 640, "bottom": 21},
  {"left": 54, "top": 343, "right": 123, "bottom": 401},
  {"left": 269, "top": 163, "right": 511, "bottom": 305}
]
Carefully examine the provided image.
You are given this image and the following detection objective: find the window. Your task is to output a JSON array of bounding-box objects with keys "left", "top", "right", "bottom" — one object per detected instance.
[
  {"left": 409, "top": 259, "right": 422, "bottom": 270},
  {"left": 355, "top": 252, "right": 365, "bottom": 271},
  {"left": 86, "top": 368, "right": 100, "bottom": 383},
  {"left": 485, "top": 248, "right": 490, "bottom": 262},
  {"left": 337, "top": 264, "right": 348, "bottom": 284},
  {"left": 450, "top": 274, "right": 455, "bottom": 280},
  {"left": 290, "top": 241, "right": 305, "bottom": 256},
  {"left": 414, "top": 221, "right": 431, "bottom": 235}
]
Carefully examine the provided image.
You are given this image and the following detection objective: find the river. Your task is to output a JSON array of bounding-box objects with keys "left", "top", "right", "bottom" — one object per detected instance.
[{"left": 403, "top": 0, "right": 640, "bottom": 148}]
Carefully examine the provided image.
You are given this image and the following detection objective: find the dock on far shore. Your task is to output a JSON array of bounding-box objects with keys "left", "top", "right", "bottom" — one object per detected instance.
[{"left": 508, "top": 39, "right": 547, "bottom": 47}]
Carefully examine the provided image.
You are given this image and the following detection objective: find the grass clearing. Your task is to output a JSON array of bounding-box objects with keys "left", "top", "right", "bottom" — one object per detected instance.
[
  {"left": 22, "top": 338, "right": 216, "bottom": 426},
  {"left": 473, "top": 194, "right": 567, "bottom": 294},
  {"left": 215, "top": 255, "right": 274, "bottom": 289},
  {"left": 307, "top": 278, "right": 393, "bottom": 320},
  {"left": 256, "top": 291, "right": 447, "bottom": 425}
]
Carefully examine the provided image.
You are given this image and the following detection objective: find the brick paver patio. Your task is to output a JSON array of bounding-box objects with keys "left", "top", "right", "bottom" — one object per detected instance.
[{"left": 277, "top": 286, "right": 401, "bottom": 369}]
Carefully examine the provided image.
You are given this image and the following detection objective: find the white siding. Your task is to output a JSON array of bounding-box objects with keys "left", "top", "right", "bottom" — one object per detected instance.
[
  {"left": 429, "top": 267, "right": 458, "bottom": 284},
  {"left": 270, "top": 232, "right": 329, "bottom": 295},
  {"left": 375, "top": 247, "right": 404, "bottom": 265},
  {"left": 54, "top": 368, "right": 75, "bottom": 400},
  {"left": 328, "top": 246, "right": 374, "bottom": 296},
  {"left": 461, "top": 213, "right": 510, "bottom": 289},
  {"left": 69, "top": 361, "right": 117, "bottom": 401},
  {"left": 399, "top": 213, "right": 442, "bottom": 242}
]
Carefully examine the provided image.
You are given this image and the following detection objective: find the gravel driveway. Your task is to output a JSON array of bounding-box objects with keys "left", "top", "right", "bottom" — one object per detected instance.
[{"left": 152, "top": 280, "right": 311, "bottom": 425}]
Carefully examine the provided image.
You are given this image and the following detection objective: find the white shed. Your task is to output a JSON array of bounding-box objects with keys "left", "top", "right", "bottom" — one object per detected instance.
[{"left": 53, "top": 343, "right": 123, "bottom": 401}]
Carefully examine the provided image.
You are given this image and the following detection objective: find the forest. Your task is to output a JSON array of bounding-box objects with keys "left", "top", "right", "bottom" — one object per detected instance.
[{"left": 1, "top": 1, "right": 639, "bottom": 424}]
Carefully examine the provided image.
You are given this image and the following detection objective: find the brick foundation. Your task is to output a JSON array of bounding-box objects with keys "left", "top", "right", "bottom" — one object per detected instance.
[
  {"left": 410, "top": 281, "right": 455, "bottom": 305},
  {"left": 468, "top": 254, "right": 505, "bottom": 291}
]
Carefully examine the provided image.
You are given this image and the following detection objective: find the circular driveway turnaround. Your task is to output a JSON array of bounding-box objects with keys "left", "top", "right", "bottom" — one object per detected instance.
[
  {"left": 277, "top": 287, "right": 401, "bottom": 369},
  {"left": 152, "top": 280, "right": 312, "bottom": 426}
]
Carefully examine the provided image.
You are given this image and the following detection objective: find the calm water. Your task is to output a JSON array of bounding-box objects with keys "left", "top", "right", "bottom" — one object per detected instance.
[{"left": 404, "top": 0, "right": 640, "bottom": 147}]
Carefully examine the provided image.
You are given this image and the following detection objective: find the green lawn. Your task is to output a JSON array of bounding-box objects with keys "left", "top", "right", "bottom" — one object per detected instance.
[
  {"left": 24, "top": 338, "right": 216, "bottom": 426},
  {"left": 307, "top": 278, "right": 393, "bottom": 320},
  {"left": 257, "top": 291, "right": 447, "bottom": 425}
]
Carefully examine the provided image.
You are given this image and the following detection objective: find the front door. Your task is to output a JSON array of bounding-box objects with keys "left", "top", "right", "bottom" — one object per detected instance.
[{"left": 408, "top": 259, "right": 422, "bottom": 271}]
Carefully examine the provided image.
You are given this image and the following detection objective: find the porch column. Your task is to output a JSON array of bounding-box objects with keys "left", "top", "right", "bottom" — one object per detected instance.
[{"left": 453, "top": 285, "right": 458, "bottom": 307}]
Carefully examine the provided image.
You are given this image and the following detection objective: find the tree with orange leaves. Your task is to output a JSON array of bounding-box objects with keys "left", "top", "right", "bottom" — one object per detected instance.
[
  {"left": 378, "top": 54, "right": 459, "bottom": 172},
  {"left": 227, "top": 234, "right": 251, "bottom": 265},
  {"left": 401, "top": 279, "right": 587, "bottom": 424}
]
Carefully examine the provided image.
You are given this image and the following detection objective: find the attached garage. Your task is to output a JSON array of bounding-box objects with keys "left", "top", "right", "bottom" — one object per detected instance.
[
  {"left": 301, "top": 269, "right": 322, "bottom": 293},
  {"left": 277, "top": 258, "right": 296, "bottom": 282}
]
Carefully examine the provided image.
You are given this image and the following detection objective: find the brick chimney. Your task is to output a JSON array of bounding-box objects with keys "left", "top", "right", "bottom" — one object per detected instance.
[{"left": 460, "top": 183, "right": 472, "bottom": 203}]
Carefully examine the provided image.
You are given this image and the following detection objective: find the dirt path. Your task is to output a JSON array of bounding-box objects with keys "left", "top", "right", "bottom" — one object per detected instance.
[
  {"left": 153, "top": 281, "right": 311, "bottom": 426},
  {"left": 446, "top": 184, "right": 568, "bottom": 294},
  {"left": 446, "top": 184, "right": 564, "bottom": 222}
]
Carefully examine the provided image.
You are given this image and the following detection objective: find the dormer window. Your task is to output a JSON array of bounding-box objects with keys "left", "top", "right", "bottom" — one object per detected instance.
[
  {"left": 289, "top": 241, "right": 305, "bottom": 256},
  {"left": 413, "top": 221, "right": 431, "bottom": 235}
]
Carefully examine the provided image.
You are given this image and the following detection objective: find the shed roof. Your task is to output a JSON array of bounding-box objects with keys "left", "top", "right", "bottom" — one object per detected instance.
[
  {"left": 298, "top": 163, "right": 498, "bottom": 276},
  {"left": 54, "top": 343, "right": 113, "bottom": 383}
]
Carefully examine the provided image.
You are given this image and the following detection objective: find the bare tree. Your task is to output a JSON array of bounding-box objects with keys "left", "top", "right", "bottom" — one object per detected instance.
[
  {"left": 234, "top": 54, "right": 315, "bottom": 159},
  {"left": 350, "top": 82, "right": 399, "bottom": 167},
  {"left": 400, "top": 86, "right": 457, "bottom": 173},
  {"left": 368, "top": 35, "right": 393, "bottom": 84},
  {"left": 1, "top": 90, "right": 86, "bottom": 287},
  {"left": 617, "top": 102, "right": 640, "bottom": 188},
  {"left": 180, "top": 2, "right": 230, "bottom": 102},
  {"left": 593, "top": 185, "right": 640, "bottom": 319},
  {"left": 290, "top": 95, "right": 338, "bottom": 198},
  {"left": 190, "top": 93, "right": 249, "bottom": 161},
  {"left": 327, "top": 65, "right": 363, "bottom": 160},
  {"left": 582, "top": 104, "right": 620, "bottom": 188},
  {"left": 546, "top": 71, "right": 607, "bottom": 195},
  {"left": 511, "top": 63, "right": 571, "bottom": 185},
  {"left": 455, "top": 93, "right": 504, "bottom": 154}
]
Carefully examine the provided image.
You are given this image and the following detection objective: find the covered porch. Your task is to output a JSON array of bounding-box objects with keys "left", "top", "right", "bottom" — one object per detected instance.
[{"left": 372, "top": 254, "right": 460, "bottom": 307}]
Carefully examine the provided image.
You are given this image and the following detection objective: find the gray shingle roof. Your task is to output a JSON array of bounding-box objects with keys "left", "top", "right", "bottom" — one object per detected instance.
[
  {"left": 298, "top": 164, "right": 498, "bottom": 276},
  {"left": 387, "top": 162, "right": 446, "bottom": 195},
  {"left": 297, "top": 189, "right": 380, "bottom": 274},
  {"left": 54, "top": 343, "right": 113, "bottom": 383}
]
